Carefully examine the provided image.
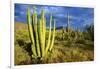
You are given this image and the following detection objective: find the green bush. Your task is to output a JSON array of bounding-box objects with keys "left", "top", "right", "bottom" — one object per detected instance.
[{"left": 15, "top": 45, "right": 31, "bottom": 65}]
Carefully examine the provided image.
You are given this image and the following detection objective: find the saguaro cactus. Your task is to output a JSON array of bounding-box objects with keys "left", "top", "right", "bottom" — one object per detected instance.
[
  {"left": 67, "top": 12, "right": 70, "bottom": 33},
  {"left": 27, "top": 7, "right": 56, "bottom": 59},
  {"left": 66, "top": 12, "right": 72, "bottom": 40}
]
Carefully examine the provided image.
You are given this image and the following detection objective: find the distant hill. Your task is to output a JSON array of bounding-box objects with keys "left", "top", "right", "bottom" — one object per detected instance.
[
  {"left": 15, "top": 22, "right": 64, "bottom": 30},
  {"left": 15, "top": 22, "right": 93, "bottom": 32},
  {"left": 15, "top": 22, "right": 28, "bottom": 30}
]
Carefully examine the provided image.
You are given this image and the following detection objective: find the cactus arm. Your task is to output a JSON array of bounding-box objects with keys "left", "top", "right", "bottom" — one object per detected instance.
[
  {"left": 46, "top": 14, "right": 52, "bottom": 53},
  {"left": 40, "top": 8, "right": 46, "bottom": 57},
  {"left": 38, "top": 19, "right": 44, "bottom": 57},
  {"left": 27, "top": 8, "right": 37, "bottom": 57},
  {"left": 49, "top": 19, "right": 56, "bottom": 51},
  {"left": 43, "top": 17, "right": 46, "bottom": 48},
  {"left": 32, "top": 7, "right": 41, "bottom": 57}
]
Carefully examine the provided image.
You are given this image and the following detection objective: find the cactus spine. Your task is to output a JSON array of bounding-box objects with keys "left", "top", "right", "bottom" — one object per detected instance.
[{"left": 27, "top": 7, "right": 56, "bottom": 59}]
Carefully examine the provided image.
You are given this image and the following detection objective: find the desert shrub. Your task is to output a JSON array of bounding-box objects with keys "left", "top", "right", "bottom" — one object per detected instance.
[
  {"left": 41, "top": 45, "right": 94, "bottom": 63},
  {"left": 15, "top": 45, "right": 31, "bottom": 65},
  {"left": 84, "top": 24, "right": 94, "bottom": 41},
  {"left": 65, "top": 46, "right": 93, "bottom": 62},
  {"left": 55, "top": 31, "right": 63, "bottom": 41},
  {"left": 15, "top": 30, "right": 30, "bottom": 41},
  {"left": 44, "top": 46, "right": 66, "bottom": 63},
  {"left": 75, "top": 39, "right": 86, "bottom": 44},
  {"left": 15, "top": 30, "right": 30, "bottom": 46}
]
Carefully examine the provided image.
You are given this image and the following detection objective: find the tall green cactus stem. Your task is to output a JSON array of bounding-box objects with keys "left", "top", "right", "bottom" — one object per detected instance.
[
  {"left": 27, "top": 8, "right": 37, "bottom": 57},
  {"left": 27, "top": 7, "right": 56, "bottom": 59},
  {"left": 49, "top": 19, "right": 56, "bottom": 51},
  {"left": 46, "top": 14, "right": 52, "bottom": 53},
  {"left": 32, "top": 7, "right": 41, "bottom": 57},
  {"left": 67, "top": 12, "right": 70, "bottom": 34},
  {"left": 62, "top": 26, "right": 65, "bottom": 40},
  {"left": 67, "top": 12, "right": 71, "bottom": 40},
  {"left": 40, "top": 8, "right": 46, "bottom": 57}
]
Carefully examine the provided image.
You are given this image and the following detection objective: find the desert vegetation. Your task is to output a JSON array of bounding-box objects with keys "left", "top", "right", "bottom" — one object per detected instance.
[{"left": 14, "top": 7, "right": 94, "bottom": 65}]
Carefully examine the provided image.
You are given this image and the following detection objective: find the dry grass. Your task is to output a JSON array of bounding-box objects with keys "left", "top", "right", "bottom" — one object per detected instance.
[{"left": 14, "top": 22, "right": 94, "bottom": 65}]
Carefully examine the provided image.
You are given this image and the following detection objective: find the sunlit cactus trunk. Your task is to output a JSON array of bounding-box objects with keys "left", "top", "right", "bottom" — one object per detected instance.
[
  {"left": 49, "top": 19, "right": 56, "bottom": 51},
  {"left": 46, "top": 14, "right": 52, "bottom": 54},
  {"left": 27, "top": 7, "right": 56, "bottom": 60},
  {"left": 40, "top": 8, "right": 46, "bottom": 57},
  {"left": 27, "top": 8, "right": 37, "bottom": 57},
  {"left": 32, "top": 7, "right": 41, "bottom": 58}
]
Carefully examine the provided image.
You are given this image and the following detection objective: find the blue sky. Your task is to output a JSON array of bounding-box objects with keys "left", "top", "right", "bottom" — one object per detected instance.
[{"left": 15, "top": 3, "right": 94, "bottom": 30}]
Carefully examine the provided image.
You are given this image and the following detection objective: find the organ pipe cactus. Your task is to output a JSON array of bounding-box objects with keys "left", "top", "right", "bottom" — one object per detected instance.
[{"left": 27, "top": 7, "right": 56, "bottom": 59}]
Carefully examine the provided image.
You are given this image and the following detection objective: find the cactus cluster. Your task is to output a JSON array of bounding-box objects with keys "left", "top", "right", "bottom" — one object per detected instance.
[{"left": 27, "top": 7, "right": 56, "bottom": 59}]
